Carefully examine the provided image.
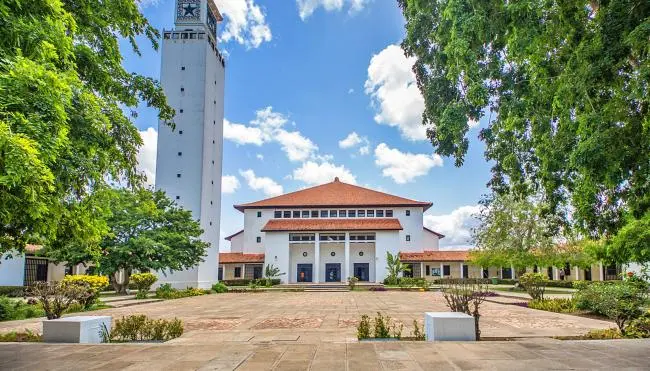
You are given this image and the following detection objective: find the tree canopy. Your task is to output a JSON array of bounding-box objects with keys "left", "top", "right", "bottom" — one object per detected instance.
[
  {"left": 399, "top": 0, "right": 650, "bottom": 239},
  {"left": 48, "top": 188, "right": 208, "bottom": 294},
  {"left": 0, "top": 0, "right": 173, "bottom": 255}
]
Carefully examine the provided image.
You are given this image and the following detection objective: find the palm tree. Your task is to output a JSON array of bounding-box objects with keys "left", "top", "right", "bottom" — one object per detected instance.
[
  {"left": 386, "top": 251, "right": 410, "bottom": 285},
  {"left": 264, "top": 264, "right": 285, "bottom": 287}
]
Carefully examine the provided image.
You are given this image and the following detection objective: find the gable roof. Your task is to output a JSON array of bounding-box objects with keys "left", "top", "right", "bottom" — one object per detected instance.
[
  {"left": 219, "top": 253, "right": 264, "bottom": 264},
  {"left": 234, "top": 177, "right": 432, "bottom": 212},
  {"left": 224, "top": 230, "right": 244, "bottom": 241},
  {"left": 423, "top": 227, "right": 445, "bottom": 239},
  {"left": 399, "top": 251, "right": 470, "bottom": 262},
  {"left": 261, "top": 218, "right": 403, "bottom": 232}
]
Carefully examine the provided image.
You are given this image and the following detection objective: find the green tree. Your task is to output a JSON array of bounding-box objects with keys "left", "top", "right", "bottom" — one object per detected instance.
[
  {"left": 471, "top": 193, "right": 560, "bottom": 275},
  {"left": 399, "top": 0, "right": 650, "bottom": 238},
  {"left": 263, "top": 264, "right": 285, "bottom": 287},
  {"left": 49, "top": 188, "right": 208, "bottom": 294},
  {"left": 0, "top": 0, "right": 173, "bottom": 256},
  {"left": 385, "top": 251, "right": 410, "bottom": 284}
]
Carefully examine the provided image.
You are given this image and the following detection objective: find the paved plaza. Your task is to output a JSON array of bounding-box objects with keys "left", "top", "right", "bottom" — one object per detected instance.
[{"left": 2, "top": 291, "right": 648, "bottom": 370}]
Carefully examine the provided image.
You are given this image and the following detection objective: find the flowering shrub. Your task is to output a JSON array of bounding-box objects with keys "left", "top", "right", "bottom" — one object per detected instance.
[
  {"left": 62, "top": 275, "right": 109, "bottom": 308},
  {"left": 130, "top": 273, "right": 158, "bottom": 298}
]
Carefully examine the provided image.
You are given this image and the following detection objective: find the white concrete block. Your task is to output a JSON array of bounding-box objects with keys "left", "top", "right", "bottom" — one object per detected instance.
[
  {"left": 424, "top": 312, "right": 476, "bottom": 341},
  {"left": 43, "top": 316, "right": 111, "bottom": 343}
]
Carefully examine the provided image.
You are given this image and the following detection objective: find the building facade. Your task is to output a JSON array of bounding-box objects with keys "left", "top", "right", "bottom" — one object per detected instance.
[{"left": 154, "top": 0, "right": 225, "bottom": 289}]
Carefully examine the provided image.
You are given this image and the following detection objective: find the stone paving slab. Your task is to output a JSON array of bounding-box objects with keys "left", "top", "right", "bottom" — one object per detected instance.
[
  {"left": 0, "top": 291, "right": 615, "bottom": 342},
  {"left": 0, "top": 339, "right": 649, "bottom": 370}
]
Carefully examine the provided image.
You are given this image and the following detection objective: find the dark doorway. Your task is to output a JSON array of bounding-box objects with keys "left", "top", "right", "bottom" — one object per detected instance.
[
  {"left": 24, "top": 257, "right": 48, "bottom": 286},
  {"left": 403, "top": 263, "right": 414, "bottom": 278},
  {"left": 482, "top": 268, "right": 489, "bottom": 279},
  {"left": 297, "top": 264, "right": 313, "bottom": 282},
  {"left": 501, "top": 267, "right": 512, "bottom": 279},
  {"left": 462, "top": 265, "right": 469, "bottom": 278},
  {"left": 584, "top": 267, "right": 592, "bottom": 281},
  {"left": 253, "top": 266, "right": 263, "bottom": 279},
  {"left": 354, "top": 263, "right": 370, "bottom": 281},
  {"left": 547, "top": 267, "right": 553, "bottom": 280},
  {"left": 325, "top": 263, "right": 341, "bottom": 282},
  {"left": 218, "top": 267, "right": 223, "bottom": 281}
]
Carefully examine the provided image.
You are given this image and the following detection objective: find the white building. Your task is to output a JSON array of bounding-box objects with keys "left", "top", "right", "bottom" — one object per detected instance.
[
  {"left": 220, "top": 177, "right": 452, "bottom": 283},
  {"left": 154, "top": 0, "right": 225, "bottom": 289}
]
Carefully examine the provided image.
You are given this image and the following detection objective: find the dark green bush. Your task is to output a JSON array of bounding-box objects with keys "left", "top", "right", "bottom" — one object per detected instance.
[
  {"left": 0, "top": 286, "right": 25, "bottom": 297},
  {"left": 626, "top": 312, "right": 650, "bottom": 339},
  {"left": 0, "top": 297, "right": 44, "bottom": 321},
  {"left": 211, "top": 282, "right": 228, "bottom": 293},
  {"left": 356, "top": 314, "right": 371, "bottom": 340},
  {"left": 519, "top": 273, "right": 549, "bottom": 300},
  {"left": 154, "top": 284, "right": 209, "bottom": 299},
  {"left": 574, "top": 280, "right": 647, "bottom": 333}
]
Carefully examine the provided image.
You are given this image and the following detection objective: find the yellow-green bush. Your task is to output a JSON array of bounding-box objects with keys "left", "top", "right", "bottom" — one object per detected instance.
[
  {"left": 130, "top": 273, "right": 158, "bottom": 293},
  {"left": 62, "top": 275, "right": 109, "bottom": 292},
  {"left": 584, "top": 328, "right": 622, "bottom": 339},
  {"left": 528, "top": 298, "right": 576, "bottom": 313}
]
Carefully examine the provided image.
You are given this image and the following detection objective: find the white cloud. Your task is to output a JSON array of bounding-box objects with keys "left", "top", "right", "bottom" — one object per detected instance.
[
  {"left": 239, "top": 169, "right": 283, "bottom": 197},
  {"left": 223, "top": 119, "right": 264, "bottom": 145},
  {"left": 217, "top": 0, "right": 272, "bottom": 49},
  {"left": 137, "top": 127, "right": 158, "bottom": 186},
  {"left": 348, "top": 88, "right": 355, "bottom": 94},
  {"left": 339, "top": 131, "right": 370, "bottom": 156},
  {"left": 374, "top": 143, "right": 443, "bottom": 184},
  {"left": 256, "top": 153, "right": 264, "bottom": 160},
  {"left": 424, "top": 205, "right": 481, "bottom": 248},
  {"left": 223, "top": 107, "right": 318, "bottom": 162},
  {"left": 365, "top": 44, "right": 427, "bottom": 141},
  {"left": 221, "top": 175, "right": 240, "bottom": 194},
  {"left": 359, "top": 145, "right": 369, "bottom": 155},
  {"left": 139, "top": 0, "right": 160, "bottom": 8},
  {"left": 292, "top": 161, "right": 357, "bottom": 185},
  {"left": 296, "top": 0, "right": 370, "bottom": 20}
]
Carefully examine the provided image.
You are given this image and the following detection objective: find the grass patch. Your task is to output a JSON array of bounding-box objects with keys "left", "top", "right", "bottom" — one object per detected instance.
[{"left": 0, "top": 330, "right": 42, "bottom": 342}]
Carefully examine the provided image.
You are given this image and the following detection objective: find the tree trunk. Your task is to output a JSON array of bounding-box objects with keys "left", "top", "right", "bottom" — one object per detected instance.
[
  {"left": 473, "top": 313, "right": 481, "bottom": 341},
  {"left": 111, "top": 269, "right": 132, "bottom": 295}
]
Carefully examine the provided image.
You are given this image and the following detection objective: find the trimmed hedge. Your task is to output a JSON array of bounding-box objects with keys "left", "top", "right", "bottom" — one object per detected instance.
[
  {"left": 222, "top": 279, "right": 280, "bottom": 286},
  {"left": 0, "top": 286, "right": 25, "bottom": 297}
]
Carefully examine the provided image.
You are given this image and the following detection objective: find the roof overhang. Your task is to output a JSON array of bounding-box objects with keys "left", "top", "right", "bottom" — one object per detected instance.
[
  {"left": 224, "top": 229, "right": 244, "bottom": 241},
  {"left": 235, "top": 203, "right": 433, "bottom": 213},
  {"left": 423, "top": 227, "right": 445, "bottom": 239},
  {"left": 219, "top": 253, "right": 264, "bottom": 264}
]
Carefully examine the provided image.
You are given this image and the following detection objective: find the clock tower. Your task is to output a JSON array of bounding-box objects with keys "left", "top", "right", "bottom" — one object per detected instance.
[{"left": 155, "top": 0, "right": 225, "bottom": 289}]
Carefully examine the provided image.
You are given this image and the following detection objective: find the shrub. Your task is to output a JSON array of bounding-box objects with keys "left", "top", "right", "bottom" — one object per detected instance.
[
  {"left": 397, "top": 277, "right": 425, "bottom": 289},
  {"left": 0, "top": 297, "right": 44, "bottom": 321},
  {"left": 211, "top": 282, "right": 228, "bottom": 293},
  {"left": 574, "top": 280, "right": 647, "bottom": 334},
  {"left": 348, "top": 276, "right": 359, "bottom": 290},
  {"left": 130, "top": 273, "right": 158, "bottom": 294},
  {"left": 0, "top": 330, "right": 42, "bottom": 342},
  {"left": 29, "top": 281, "right": 90, "bottom": 319},
  {"left": 518, "top": 273, "right": 549, "bottom": 300},
  {"left": 411, "top": 320, "right": 425, "bottom": 340},
  {"left": 391, "top": 322, "right": 404, "bottom": 339},
  {"left": 440, "top": 279, "right": 490, "bottom": 340},
  {"left": 110, "top": 314, "right": 183, "bottom": 342},
  {"left": 62, "top": 275, "right": 109, "bottom": 309},
  {"left": 135, "top": 291, "right": 148, "bottom": 299},
  {"left": 626, "top": 312, "right": 650, "bottom": 339},
  {"left": 373, "top": 312, "right": 391, "bottom": 338},
  {"left": 584, "top": 328, "right": 622, "bottom": 339},
  {"left": 528, "top": 298, "right": 576, "bottom": 313},
  {"left": 154, "top": 284, "right": 209, "bottom": 299},
  {"left": 357, "top": 314, "right": 371, "bottom": 339},
  {"left": 0, "top": 286, "right": 25, "bottom": 297},
  {"left": 222, "top": 279, "right": 280, "bottom": 286}
]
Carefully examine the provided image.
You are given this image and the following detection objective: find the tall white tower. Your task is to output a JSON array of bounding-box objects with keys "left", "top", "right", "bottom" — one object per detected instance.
[{"left": 155, "top": 0, "right": 225, "bottom": 289}]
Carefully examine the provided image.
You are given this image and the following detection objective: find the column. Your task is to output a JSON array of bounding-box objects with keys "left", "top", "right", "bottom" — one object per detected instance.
[
  {"left": 242, "top": 264, "right": 246, "bottom": 280},
  {"left": 511, "top": 264, "right": 516, "bottom": 279},
  {"left": 599, "top": 262, "right": 604, "bottom": 281},
  {"left": 440, "top": 262, "right": 444, "bottom": 278},
  {"left": 575, "top": 266, "right": 580, "bottom": 280},
  {"left": 314, "top": 233, "right": 320, "bottom": 283},
  {"left": 344, "top": 232, "right": 350, "bottom": 282},
  {"left": 459, "top": 262, "right": 463, "bottom": 279},
  {"left": 420, "top": 262, "right": 425, "bottom": 278},
  {"left": 553, "top": 267, "right": 559, "bottom": 280}
]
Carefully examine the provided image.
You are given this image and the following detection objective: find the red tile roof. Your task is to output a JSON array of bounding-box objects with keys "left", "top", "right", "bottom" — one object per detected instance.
[
  {"left": 399, "top": 251, "right": 470, "bottom": 262},
  {"left": 261, "top": 218, "right": 403, "bottom": 232},
  {"left": 219, "top": 253, "right": 265, "bottom": 264},
  {"left": 423, "top": 227, "right": 445, "bottom": 239},
  {"left": 234, "top": 177, "right": 432, "bottom": 212},
  {"left": 224, "top": 230, "right": 244, "bottom": 241}
]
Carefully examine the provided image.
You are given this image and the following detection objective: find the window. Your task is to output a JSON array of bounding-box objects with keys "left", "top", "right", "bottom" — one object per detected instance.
[
  {"left": 301, "top": 210, "right": 310, "bottom": 218},
  {"left": 274, "top": 211, "right": 281, "bottom": 218},
  {"left": 289, "top": 234, "right": 315, "bottom": 242},
  {"left": 178, "top": 152, "right": 182, "bottom": 156},
  {"left": 311, "top": 210, "right": 318, "bottom": 218},
  {"left": 181, "top": 66, "right": 185, "bottom": 70},
  {"left": 257, "top": 211, "right": 262, "bottom": 218},
  {"left": 283, "top": 211, "right": 291, "bottom": 218},
  {"left": 376, "top": 210, "right": 384, "bottom": 217},
  {"left": 256, "top": 236, "right": 261, "bottom": 243},
  {"left": 329, "top": 210, "right": 337, "bottom": 217},
  {"left": 292, "top": 210, "right": 300, "bottom": 218},
  {"left": 339, "top": 210, "right": 347, "bottom": 217},
  {"left": 406, "top": 210, "right": 411, "bottom": 216},
  {"left": 350, "top": 233, "right": 375, "bottom": 241},
  {"left": 386, "top": 210, "right": 393, "bottom": 217},
  {"left": 348, "top": 210, "right": 356, "bottom": 217},
  {"left": 179, "top": 130, "right": 183, "bottom": 134},
  {"left": 164, "top": 33, "right": 171, "bottom": 39},
  {"left": 180, "top": 87, "right": 185, "bottom": 92},
  {"left": 443, "top": 265, "right": 450, "bottom": 276},
  {"left": 175, "top": 196, "right": 180, "bottom": 200},
  {"left": 234, "top": 267, "right": 241, "bottom": 278},
  {"left": 358, "top": 210, "right": 365, "bottom": 217},
  {"left": 320, "top": 210, "right": 328, "bottom": 217},
  {"left": 431, "top": 267, "right": 441, "bottom": 276},
  {"left": 367, "top": 210, "right": 374, "bottom": 217},
  {"left": 564, "top": 263, "right": 571, "bottom": 276},
  {"left": 406, "top": 235, "right": 411, "bottom": 242},
  {"left": 319, "top": 234, "right": 345, "bottom": 241},
  {"left": 172, "top": 33, "right": 179, "bottom": 39}
]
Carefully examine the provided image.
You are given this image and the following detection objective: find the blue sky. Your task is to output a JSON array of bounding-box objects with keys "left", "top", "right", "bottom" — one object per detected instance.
[{"left": 124, "top": 0, "right": 492, "bottom": 249}]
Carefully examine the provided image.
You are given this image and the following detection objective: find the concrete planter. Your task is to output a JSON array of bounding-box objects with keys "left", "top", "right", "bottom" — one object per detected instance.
[
  {"left": 43, "top": 316, "right": 112, "bottom": 344},
  {"left": 424, "top": 312, "right": 476, "bottom": 341}
]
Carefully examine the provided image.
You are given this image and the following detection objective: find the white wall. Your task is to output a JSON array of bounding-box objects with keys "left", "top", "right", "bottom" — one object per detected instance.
[
  {"left": 422, "top": 229, "right": 440, "bottom": 251},
  {"left": 349, "top": 243, "right": 376, "bottom": 282},
  {"left": 394, "top": 207, "right": 424, "bottom": 253},
  {"left": 264, "top": 232, "right": 290, "bottom": 284},
  {"left": 229, "top": 233, "right": 244, "bottom": 253},
  {"left": 375, "top": 231, "right": 400, "bottom": 283},
  {"left": 0, "top": 254, "right": 25, "bottom": 286},
  {"left": 288, "top": 243, "right": 315, "bottom": 283},
  {"left": 243, "top": 209, "right": 273, "bottom": 254}
]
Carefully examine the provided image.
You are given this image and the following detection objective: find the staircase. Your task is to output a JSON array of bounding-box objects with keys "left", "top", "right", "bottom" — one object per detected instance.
[{"left": 278, "top": 283, "right": 384, "bottom": 292}]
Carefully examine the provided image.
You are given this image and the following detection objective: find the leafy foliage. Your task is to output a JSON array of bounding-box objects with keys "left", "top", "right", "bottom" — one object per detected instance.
[
  {"left": 528, "top": 298, "right": 576, "bottom": 313},
  {"left": 356, "top": 314, "right": 371, "bottom": 340},
  {"left": 411, "top": 320, "right": 425, "bottom": 341},
  {"left": 602, "top": 213, "right": 650, "bottom": 264},
  {"left": 0, "top": 330, "right": 42, "bottom": 342},
  {"left": 264, "top": 264, "right": 285, "bottom": 287},
  {"left": 130, "top": 273, "right": 158, "bottom": 293},
  {"left": 440, "top": 279, "right": 491, "bottom": 340},
  {"left": 385, "top": 251, "right": 411, "bottom": 285},
  {"left": 399, "top": 0, "right": 650, "bottom": 239},
  {"left": 373, "top": 312, "right": 391, "bottom": 339},
  {"left": 28, "top": 281, "right": 91, "bottom": 319},
  {"left": 211, "top": 282, "right": 228, "bottom": 293},
  {"left": 61, "top": 275, "right": 109, "bottom": 309},
  {"left": 0, "top": 0, "right": 173, "bottom": 255},
  {"left": 347, "top": 276, "right": 359, "bottom": 290},
  {"left": 626, "top": 312, "right": 650, "bottom": 338},
  {"left": 518, "top": 273, "right": 549, "bottom": 300},
  {"left": 154, "top": 284, "right": 209, "bottom": 299},
  {"left": 110, "top": 315, "right": 183, "bottom": 342},
  {"left": 0, "top": 297, "right": 44, "bottom": 321}
]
